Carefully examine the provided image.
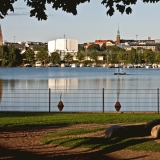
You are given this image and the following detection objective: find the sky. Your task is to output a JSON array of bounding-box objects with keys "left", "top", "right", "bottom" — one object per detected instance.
[{"left": 0, "top": 0, "right": 160, "bottom": 44}]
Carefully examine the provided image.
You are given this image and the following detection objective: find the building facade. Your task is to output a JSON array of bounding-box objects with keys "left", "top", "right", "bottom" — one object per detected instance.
[
  {"left": 48, "top": 39, "right": 78, "bottom": 59},
  {"left": 94, "top": 40, "right": 115, "bottom": 46},
  {"left": 0, "top": 25, "right": 3, "bottom": 46}
]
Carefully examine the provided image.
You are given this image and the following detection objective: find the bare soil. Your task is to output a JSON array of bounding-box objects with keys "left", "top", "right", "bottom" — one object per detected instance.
[{"left": 0, "top": 124, "right": 160, "bottom": 160}]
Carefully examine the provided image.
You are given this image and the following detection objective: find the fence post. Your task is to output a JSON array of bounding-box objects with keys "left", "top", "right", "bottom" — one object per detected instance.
[
  {"left": 102, "top": 88, "right": 104, "bottom": 113},
  {"left": 49, "top": 88, "right": 51, "bottom": 113},
  {"left": 158, "top": 88, "right": 159, "bottom": 114}
]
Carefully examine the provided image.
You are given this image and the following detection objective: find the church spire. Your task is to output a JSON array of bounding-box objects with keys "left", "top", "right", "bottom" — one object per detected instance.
[
  {"left": 0, "top": 24, "right": 3, "bottom": 46},
  {"left": 117, "top": 24, "right": 120, "bottom": 37},
  {"left": 0, "top": 25, "right": 1, "bottom": 35},
  {"left": 116, "top": 24, "right": 120, "bottom": 44}
]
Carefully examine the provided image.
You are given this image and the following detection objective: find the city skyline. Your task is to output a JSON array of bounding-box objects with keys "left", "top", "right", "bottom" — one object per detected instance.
[{"left": 0, "top": 1, "right": 160, "bottom": 43}]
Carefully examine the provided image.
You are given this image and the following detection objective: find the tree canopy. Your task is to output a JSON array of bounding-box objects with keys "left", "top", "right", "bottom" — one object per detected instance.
[{"left": 0, "top": 0, "right": 159, "bottom": 20}]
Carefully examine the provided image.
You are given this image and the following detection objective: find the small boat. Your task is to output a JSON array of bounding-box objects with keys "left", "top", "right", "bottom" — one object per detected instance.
[
  {"left": 80, "top": 63, "right": 86, "bottom": 67},
  {"left": 114, "top": 72, "right": 126, "bottom": 75},
  {"left": 24, "top": 63, "right": 32, "bottom": 67},
  {"left": 92, "top": 63, "right": 97, "bottom": 67},
  {"left": 114, "top": 68, "right": 126, "bottom": 75},
  {"left": 114, "top": 64, "right": 119, "bottom": 68},
  {"left": 35, "top": 61, "right": 43, "bottom": 67},
  {"left": 71, "top": 63, "right": 79, "bottom": 67},
  {"left": 61, "top": 63, "right": 66, "bottom": 67},
  {"left": 48, "top": 63, "right": 54, "bottom": 67}
]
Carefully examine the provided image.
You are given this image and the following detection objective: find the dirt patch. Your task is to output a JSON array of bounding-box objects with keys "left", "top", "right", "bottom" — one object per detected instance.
[{"left": 0, "top": 124, "right": 160, "bottom": 160}]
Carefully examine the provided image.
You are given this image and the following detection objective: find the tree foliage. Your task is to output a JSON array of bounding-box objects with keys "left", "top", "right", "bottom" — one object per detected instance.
[
  {"left": 50, "top": 52, "right": 61, "bottom": 64},
  {"left": 78, "top": 44, "right": 85, "bottom": 53},
  {"left": 0, "top": 0, "right": 159, "bottom": 20},
  {"left": 89, "top": 51, "right": 98, "bottom": 62},
  {"left": 0, "top": 44, "right": 22, "bottom": 67},
  {"left": 36, "top": 48, "right": 49, "bottom": 64},
  {"left": 76, "top": 52, "right": 85, "bottom": 61},
  {"left": 25, "top": 48, "right": 35, "bottom": 63},
  {"left": 64, "top": 53, "right": 73, "bottom": 63},
  {"left": 33, "top": 44, "right": 42, "bottom": 51},
  {"left": 101, "top": 43, "right": 107, "bottom": 51},
  {"left": 87, "top": 44, "right": 101, "bottom": 51}
]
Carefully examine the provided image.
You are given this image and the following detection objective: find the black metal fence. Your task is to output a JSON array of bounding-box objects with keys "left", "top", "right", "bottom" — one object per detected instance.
[{"left": 0, "top": 88, "right": 159, "bottom": 113}]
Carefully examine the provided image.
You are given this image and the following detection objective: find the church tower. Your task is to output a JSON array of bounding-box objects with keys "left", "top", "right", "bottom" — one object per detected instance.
[
  {"left": 0, "top": 25, "right": 3, "bottom": 46},
  {"left": 116, "top": 25, "right": 120, "bottom": 44}
]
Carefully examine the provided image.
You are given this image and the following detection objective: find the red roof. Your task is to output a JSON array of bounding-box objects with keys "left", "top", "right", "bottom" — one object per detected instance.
[{"left": 94, "top": 40, "right": 115, "bottom": 44}]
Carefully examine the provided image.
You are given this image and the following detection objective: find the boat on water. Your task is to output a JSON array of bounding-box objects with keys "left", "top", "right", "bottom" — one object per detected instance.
[
  {"left": 35, "top": 61, "right": 43, "bottom": 67},
  {"left": 80, "top": 63, "right": 86, "bottom": 67},
  {"left": 92, "top": 63, "right": 97, "bottom": 67},
  {"left": 114, "top": 68, "right": 126, "bottom": 75},
  {"left": 24, "top": 63, "right": 32, "bottom": 67},
  {"left": 47, "top": 62, "right": 54, "bottom": 67},
  {"left": 71, "top": 63, "right": 79, "bottom": 67}
]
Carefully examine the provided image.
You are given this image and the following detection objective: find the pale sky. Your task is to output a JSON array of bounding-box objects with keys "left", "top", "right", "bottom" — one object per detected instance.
[{"left": 0, "top": 0, "right": 160, "bottom": 44}]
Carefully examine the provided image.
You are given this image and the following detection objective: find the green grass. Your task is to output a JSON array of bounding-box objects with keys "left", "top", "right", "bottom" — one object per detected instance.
[
  {"left": 1, "top": 112, "right": 160, "bottom": 152},
  {"left": 41, "top": 127, "right": 160, "bottom": 152},
  {"left": 46, "top": 127, "right": 106, "bottom": 137},
  {"left": 0, "top": 112, "right": 160, "bottom": 127},
  {"left": 42, "top": 136, "right": 160, "bottom": 152},
  {"left": 128, "top": 140, "right": 160, "bottom": 152},
  {"left": 42, "top": 127, "right": 106, "bottom": 145}
]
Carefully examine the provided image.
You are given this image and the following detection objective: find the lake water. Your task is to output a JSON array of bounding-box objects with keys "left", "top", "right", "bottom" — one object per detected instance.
[{"left": 0, "top": 67, "right": 160, "bottom": 112}]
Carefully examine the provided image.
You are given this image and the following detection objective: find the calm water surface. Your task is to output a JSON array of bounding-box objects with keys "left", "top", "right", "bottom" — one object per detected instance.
[
  {"left": 0, "top": 67, "right": 160, "bottom": 112},
  {"left": 0, "top": 67, "right": 160, "bottom": 89}
]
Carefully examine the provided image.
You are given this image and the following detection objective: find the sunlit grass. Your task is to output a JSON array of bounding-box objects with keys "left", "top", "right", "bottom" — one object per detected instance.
[
  {"left": 0, "top": 112, "right": 159, "bottom": 127},
  {"left": 128, "top": 140, "right": 160, "bottom": 152},
  {"left": 1, "top": 112, "right": 160, "bottom": 152},
  {"left": 42, "top": 127, "right": 160, "bottom": 152},
  {"left": 46, "top": 127, "right": 106, "bottom": 137}
]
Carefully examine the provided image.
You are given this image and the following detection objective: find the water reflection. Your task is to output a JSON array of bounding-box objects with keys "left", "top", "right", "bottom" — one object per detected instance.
[
  {"left": 1, "top": 68, "right": 160, "bottom": 112},
  {"left": 1, "top": 77, "right": 160, "bottom": 90}
]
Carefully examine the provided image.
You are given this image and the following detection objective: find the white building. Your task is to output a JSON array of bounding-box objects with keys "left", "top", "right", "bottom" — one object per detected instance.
[{"left": 48, "top": 39, "right": 78, "bottom": 59}]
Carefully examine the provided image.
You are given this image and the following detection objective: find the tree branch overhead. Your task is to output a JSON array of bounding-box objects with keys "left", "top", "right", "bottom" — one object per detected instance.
[{"left": 0, "top": 0, "right": 159, "bottom": 20}]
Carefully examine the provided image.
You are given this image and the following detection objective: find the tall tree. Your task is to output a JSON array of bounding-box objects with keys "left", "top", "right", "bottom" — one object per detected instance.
[
  {"left": 87, "top": 44, "right": 101, "bottom": 51},
  {"left": 89, "top": 51, "right": 98, "bottom": 62},
  {"left": 101, "top": 43, "right": 107, "bottom": 51},
  {"left": 25, "top": 48, "right": 35, "bottom": 63},
  {"left": 50, "top": 52, "right": 61, "bottom": 64},
  {"left": 143, "top": 49, "right": 155, "bottom": 63},
  {"left": 64, "top": 53, "right": 73, "bottom": 63},
  {"left": 155, "top": 53, "right": 160, "bottom": 63},
  {"left": 116, "top": 51, "right": 124, "bottom": 63},
  {"left": 76, "top": 52, "right": 85, "bottom": 62},
  {"left": 33, "top": 44, "right": 41, "bottom": 51},
  {"left": 0, "top": 46, "right": 3, "bottom": 60},
  {"left": 14, "top": 48, "right": 22, "bottom": 66},
  {"left": 7, "top": 44, "right": 17, "bottom": 67},
  {"left": 78, "top": 44, "right": 85, "bottom": 53},
  {"left": 0, "top": 45, "right": 9, "bottom": 66},
  {"left": 36, "top": 48, "right": 49, "bottom": 65}
]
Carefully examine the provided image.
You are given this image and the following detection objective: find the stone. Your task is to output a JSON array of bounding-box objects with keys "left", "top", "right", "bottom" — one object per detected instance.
[
  {"left": 151, "top": 125, "right": 160, "bottom": 138},
  {"left": 144, "top": 119, "right": 160, "bottom": 136},
  {"left": 105, "top": 125, "right": 130, "bottom": 139}
]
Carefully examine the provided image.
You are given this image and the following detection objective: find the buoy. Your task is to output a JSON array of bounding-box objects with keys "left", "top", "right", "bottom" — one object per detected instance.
[{"left": 57, "top": 91, "right": 64, "bottom": 112}]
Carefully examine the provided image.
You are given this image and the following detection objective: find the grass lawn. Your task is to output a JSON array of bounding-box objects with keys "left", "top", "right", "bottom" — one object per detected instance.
[
  {"left": 0, "top": 112, "right": 160, "bottom": 152},
  {"left": 41, "top": 127, "right": 160, "bottom": 152},
  {"left": 0, "top": 112, "right": 159, "bottom": 127}
]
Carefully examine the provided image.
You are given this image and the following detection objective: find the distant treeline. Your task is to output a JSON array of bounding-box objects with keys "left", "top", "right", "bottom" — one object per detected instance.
[{"left": 0, "top": 43, "right": 160, "bottom": 67}]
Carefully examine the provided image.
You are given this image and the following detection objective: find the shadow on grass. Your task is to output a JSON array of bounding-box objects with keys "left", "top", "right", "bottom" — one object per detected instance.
[
  {"left": 0, "top": 143, "right": 149, "bottom": 160},
  {"left": 0, "top": 124, "right": 156, "bottom": 160}
]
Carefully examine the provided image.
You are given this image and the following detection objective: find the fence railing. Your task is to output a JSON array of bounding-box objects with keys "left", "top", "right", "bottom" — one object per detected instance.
[{"left": 0, "top": 88, "right": 160, "bottom": 113}]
